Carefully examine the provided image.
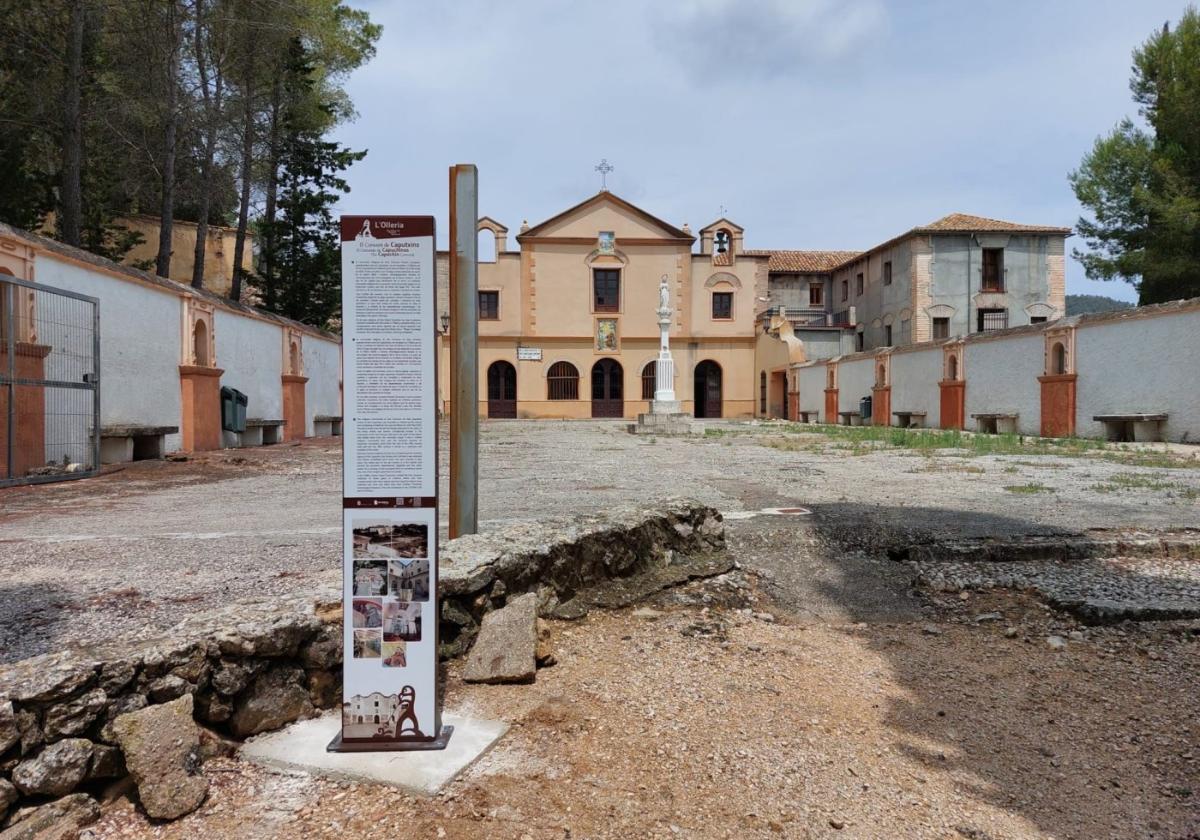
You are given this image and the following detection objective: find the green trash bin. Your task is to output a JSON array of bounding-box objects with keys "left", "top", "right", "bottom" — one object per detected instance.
[{"left": 220, "top": 387, "right": 248, "bottom": 433}]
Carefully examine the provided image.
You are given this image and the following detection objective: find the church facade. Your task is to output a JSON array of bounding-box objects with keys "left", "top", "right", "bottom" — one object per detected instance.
[{"left": 435, "top": 191, "right": 1068, "bottom": 420}]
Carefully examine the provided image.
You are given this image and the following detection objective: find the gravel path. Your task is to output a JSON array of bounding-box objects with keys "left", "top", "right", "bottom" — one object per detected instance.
[{"left": 1, "top": 421, "right": 1198, "bottom": 660}]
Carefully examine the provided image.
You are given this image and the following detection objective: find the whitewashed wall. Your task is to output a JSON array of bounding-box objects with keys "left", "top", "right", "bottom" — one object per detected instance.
[
  {"left": 1076, "top": 311, "right": 1200, "bottom": 442},
  {"left": 303, "top": 337, "right": 342, "bottom": 436},
  {"left": 837, "top": 356, "right": 875, "bottom": 415},
  {"left": 796, "top": 363, "right": 827, "bottom": 418},
  {"left": 215, "top": 309, "right": 283, "bottom": 423},
  {"left": 36, "top": 257, "right": 184, "bottom": 451},
  {"left": 890, "top": 346, "right": 943, "bottom": 420},
  {"left": 962, "top": 333, "right": 1043, "bottom": 435}
]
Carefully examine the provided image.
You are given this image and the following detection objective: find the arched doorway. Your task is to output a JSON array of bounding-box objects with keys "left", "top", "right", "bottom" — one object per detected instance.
[
  {"left": 694, "top": 361, "right": 722, "bottom": 418},
  {"left": 591, "top": 358, "right": 624, "bottom": 418},
  {"left": 487, "top": 360, "right": 517, "bottom": 418}
]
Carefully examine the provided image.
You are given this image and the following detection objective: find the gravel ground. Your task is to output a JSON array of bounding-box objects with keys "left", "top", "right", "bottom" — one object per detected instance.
[
  {"left": 2, "top": 421, "right": 1200, "bottom": 660},
  {"left": 84, "top": 578, "right": 1200, "bottom": 840}
]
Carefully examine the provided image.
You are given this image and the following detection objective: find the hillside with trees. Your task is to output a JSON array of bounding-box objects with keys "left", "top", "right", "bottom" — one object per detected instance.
[
  {"left": 0, "top": 0, "right": 379, "bottom": 328},
  {"left": 1065, "top": 294, "right": 1135, "bottom": 315}
]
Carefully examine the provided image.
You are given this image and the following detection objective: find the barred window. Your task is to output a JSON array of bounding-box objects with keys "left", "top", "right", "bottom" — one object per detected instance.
[
  {"left": 547, "top": 361, "right": 579, "bottom": 400},
  {"left": 641, "top": 362, "right": 656, "bottom": 399},
  {"left": 712, "top": 292, "right": 733, "bottom": 320}
]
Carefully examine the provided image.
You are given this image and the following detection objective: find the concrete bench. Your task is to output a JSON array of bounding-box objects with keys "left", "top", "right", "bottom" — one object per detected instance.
[
  {"left": 892, "top": 411, "right": 927, "bottom": 429},
  {"left": 971, "top": 413, "right": 1018, "bottom": 435},
  {"left": 1093, "top": 413, "right": 1167, "bottom": 443},
  {"left": 100, "top": 425, "right": 178, "bottom": 464},
  {"left": 837, "top": 411, "right": 864, "bottom": 427},
  {"left": 244, "top": 419, "right": 284, "bottom": 446},
  {"left": 796, "top": 410, "right": 817, "bottom": 424},
  {"left": 314, "top": 414, "right": 343, "bottom": 436}
]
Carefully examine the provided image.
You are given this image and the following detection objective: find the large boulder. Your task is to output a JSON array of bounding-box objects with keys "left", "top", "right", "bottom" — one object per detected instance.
[
  {"left": 463, "top": 593, "right": 539, "bottom": 684},
  {"left": 228, "top": 666, "right": 313, "bottom": 738},
  {"left": 11, "top": 739, "right": 94, "bottom": 797},
  {"left": 0, "top": 793, "right": 99, "bottom": 840},
  {"left": 110, "top": 694, "right": 207, "bottom": 820}
]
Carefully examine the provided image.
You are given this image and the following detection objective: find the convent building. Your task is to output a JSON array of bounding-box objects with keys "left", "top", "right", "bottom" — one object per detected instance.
[{"left": 435, "top": 191, "right": 1068, "bottom": 420}]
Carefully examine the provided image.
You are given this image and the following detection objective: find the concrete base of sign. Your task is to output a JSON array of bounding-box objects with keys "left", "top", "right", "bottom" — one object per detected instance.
[
  {"left": 628, "top": 411, "right": 699, "bottom": 436},
  {"left": 239, "top": 711, "right": 508, "bottom": 795}
]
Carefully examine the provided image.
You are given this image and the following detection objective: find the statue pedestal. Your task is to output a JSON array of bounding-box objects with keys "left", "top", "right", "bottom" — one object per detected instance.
[{"left": 629, "top": 405, "right": 698, "bottom": 436}]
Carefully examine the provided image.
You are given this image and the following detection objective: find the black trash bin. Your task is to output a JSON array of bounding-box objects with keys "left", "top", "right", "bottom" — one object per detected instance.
[
  {"left": 220, "top": 387, "right": 248, "bottom": 432},
  {"left": 859, "top": 395, "right": 873, "bottom": 422}
]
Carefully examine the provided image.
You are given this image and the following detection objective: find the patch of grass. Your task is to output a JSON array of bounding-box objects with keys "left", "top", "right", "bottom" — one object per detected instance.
[
  {"left": 1002, "top": 466, "right": 1020, "bottom": 474},
  {"left": 1003, "top": 482, "right": 1054, "bottom": 494},
  {"left": 1091, "top": 473, "right": 1197, "bottom": 494}
]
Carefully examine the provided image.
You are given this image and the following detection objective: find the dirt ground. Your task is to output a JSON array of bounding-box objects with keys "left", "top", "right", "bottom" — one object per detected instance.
[
  {"left": 87, "top": 583, "right": 1199, "bottom": 840},
  {"left": 3, "top": 421, "right": 1199, "bottom": 838}
]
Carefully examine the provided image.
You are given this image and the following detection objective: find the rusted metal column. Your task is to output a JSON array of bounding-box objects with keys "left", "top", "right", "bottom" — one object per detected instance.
[{"left": 448, "top": 164, "right": 479, "bottom": 537}]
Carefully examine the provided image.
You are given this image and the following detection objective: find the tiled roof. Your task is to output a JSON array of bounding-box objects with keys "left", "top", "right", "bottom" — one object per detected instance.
[
  {"left": 711, "top": 251, "right": 733, "bottom": 266},
  {"left": 914, "top": 213, "right": 1072, "bottom": 235},
  {"left": 743, "top": 250, "right": 863, "bottom": 273}
]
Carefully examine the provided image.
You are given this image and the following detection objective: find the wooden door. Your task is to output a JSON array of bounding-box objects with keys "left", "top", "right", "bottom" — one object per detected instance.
[
  {"left": 694, "top": 361, "right": 722, "bottom": 418},
  {"left": 487, "top": 361, "right": 517, "bottom": 418},
  {"left": 591, "top": 359, "right": 624, "bottom": 418}
]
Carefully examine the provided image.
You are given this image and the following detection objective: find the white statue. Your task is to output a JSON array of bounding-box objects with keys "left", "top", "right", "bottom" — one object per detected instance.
[{"left": 658, "top": 276, "right": 670, "bottom": 313}]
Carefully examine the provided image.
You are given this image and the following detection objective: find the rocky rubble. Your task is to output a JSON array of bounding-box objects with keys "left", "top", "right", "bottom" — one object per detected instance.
[{"left": 0, "top": 594, "right": 337, "bottom": 832}]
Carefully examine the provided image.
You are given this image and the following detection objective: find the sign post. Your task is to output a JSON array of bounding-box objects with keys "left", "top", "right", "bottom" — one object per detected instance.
[
  {"left": 330, "top": 215, "right": 452, "bottom": 752},
  {"left": 448, "top": 164, "right": 479, "bottom": 539}
]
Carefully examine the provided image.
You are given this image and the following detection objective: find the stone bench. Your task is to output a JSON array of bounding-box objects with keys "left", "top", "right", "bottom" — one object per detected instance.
[
  {"left": 796, "top": 410, "right": 817, "bottom": 424},
  {"left": 314, "top": 414, "right": 343, "bottom": 436},
  {"left": 837, "top": 411, "right": 864, "bottom": 427},
  {"left": 244, "top": 419, "right": 284, "bottom": 446},
  {"left": 1093, "top": 413, "right": 1167, "bottom": 443},
  {"left": 892, "top": 410, "right": 927, "bottom": 429},
  {"left": 971, "top": 413, "right": 1019, "bottom": 435},
  {"left": 99, "top": 425, "right": 178, "bottom": 464}
]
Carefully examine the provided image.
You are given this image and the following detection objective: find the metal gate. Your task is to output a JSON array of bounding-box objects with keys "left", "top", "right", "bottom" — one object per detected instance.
[{"left": 1, "top": 275, "right": 99, "bottom": 486}]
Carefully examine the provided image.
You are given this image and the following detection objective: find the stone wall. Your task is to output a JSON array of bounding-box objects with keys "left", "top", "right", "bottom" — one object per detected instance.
[{"left": 0, "top": 502, "right": 724, "bottom": 827}]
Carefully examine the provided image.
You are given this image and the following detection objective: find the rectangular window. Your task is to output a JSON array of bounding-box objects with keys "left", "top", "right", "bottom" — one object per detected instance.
[
  {"left": 478, "top": 290, "right": 499, "bottom": 320},
  {"left": 856, "top": 273, "right": 864, "bottom": 296},
  {"left": 883, "top": 261, "right": 892, "bottom": 286},
  {"left": 841, "top": 279, "right": 848, "bottom": 301},
  {"left": 712, "top": 291, "right": 733, "bottom": 320},
  {"left": 1030, "top": 316, "right": 1047, "bottom": 324},
  {"left": 981, "top": 248, "right": 1004, "bottom": 292},
  {"left": 593, "top": 269, "right": 620, "bottom": 312},
  {"left": 808, "top": 283, "right": 823, "bottom": 307},
  {"left": 932, "top": 317, "right": 949, "bottom": 340},
  {"left": 856, "top": 331, "right": 864, "bottom": 351},
  {"left": 977, "top": 308, "right": 1008, "bottom": 332},
  {"left": 884, "top": 325, "right": 892, "bottom": 346}
]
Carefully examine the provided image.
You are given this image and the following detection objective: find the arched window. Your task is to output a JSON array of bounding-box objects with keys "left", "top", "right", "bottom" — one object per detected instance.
[
  {"left": 877, "top": 363, "right": 886, "bottom": 386},
  {"left": 1051, "top": 341, "right": 1067, "bottom": 375},
  {"left": 641, "top": 362, "right": 656, "bottom": 400},
  {"left": 547, "top": 362, "right": 579, "bottom": 400},
  {"left": 948, "top": 353, "right": 959, "bottom": 381},
  {"left": 193, "top": 321, "right": 209, "bottom": 366},
  {"left": 759, "top": 371, "right": 767, "bottom": 413}
]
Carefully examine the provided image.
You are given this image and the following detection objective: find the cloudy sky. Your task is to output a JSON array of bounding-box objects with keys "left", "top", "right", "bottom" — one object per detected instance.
[{"left": 334, "top": 0, "right": 1188, "bottom": 302}]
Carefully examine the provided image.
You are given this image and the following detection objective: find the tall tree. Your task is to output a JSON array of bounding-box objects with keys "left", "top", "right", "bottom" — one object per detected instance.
[
  {"left": 1071, "top": 10, "right": 1200, "bottom": 304},
  {"left": 189, "top": 0, "right": 228, "bottom": 288}
]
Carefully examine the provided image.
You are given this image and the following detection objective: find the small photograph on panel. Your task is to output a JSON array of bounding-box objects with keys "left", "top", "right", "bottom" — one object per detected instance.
[
  {"left": 382, "top": 600, "right": 422, "bottom": 642},
  {"left": 342, "top": 686, "right": 423, "bottom": 740},
  {"left": 351, "top": 597, "right": 383, "bottom": 629},
  {"left": 387, "top": 557, "right": 430, "bottom": 602},
  {"left": 352, "top": 559, "right": 387, "bottom": 596},
  {"left": 352, "top": 629, "right": 381, "bottom": 659},
  {"left": 352, "top": 521, "right": 428, "bottom": 560},
  {"left": 381, "top": 640, "right": 407, "bottom": 668}
]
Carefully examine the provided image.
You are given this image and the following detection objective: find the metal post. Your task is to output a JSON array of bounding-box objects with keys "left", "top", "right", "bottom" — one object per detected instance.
[{"left": 448, "top": 164, "right": 479, "bottom": 538}]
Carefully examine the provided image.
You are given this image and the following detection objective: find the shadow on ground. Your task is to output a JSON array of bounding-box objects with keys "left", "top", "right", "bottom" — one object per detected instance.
[
  {"left": 778, "top": 503, "right": 1200, "bottom": 839},
  {"left": 0, "top": 582, "right": 81, "bottom": 664}
]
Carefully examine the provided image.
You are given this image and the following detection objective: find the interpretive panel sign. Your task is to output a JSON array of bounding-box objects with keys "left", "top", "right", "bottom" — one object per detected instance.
[{"left": 332, "top": 215, "right": 450, "bottom": 751}]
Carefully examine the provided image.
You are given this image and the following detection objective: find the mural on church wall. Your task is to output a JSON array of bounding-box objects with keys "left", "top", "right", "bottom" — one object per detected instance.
[{"left": 596, "top": 318, "right": 618, "bottom": 352}]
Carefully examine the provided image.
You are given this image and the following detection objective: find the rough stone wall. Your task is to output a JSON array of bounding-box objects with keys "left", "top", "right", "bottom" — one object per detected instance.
[{"left": 0, "top": 502, "right": 723, "bottom": 824}]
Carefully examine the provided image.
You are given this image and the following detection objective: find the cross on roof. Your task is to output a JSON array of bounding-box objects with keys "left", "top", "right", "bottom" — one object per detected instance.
[{"left": 595, "top": 158, "right": 614, "bottom": 191}]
